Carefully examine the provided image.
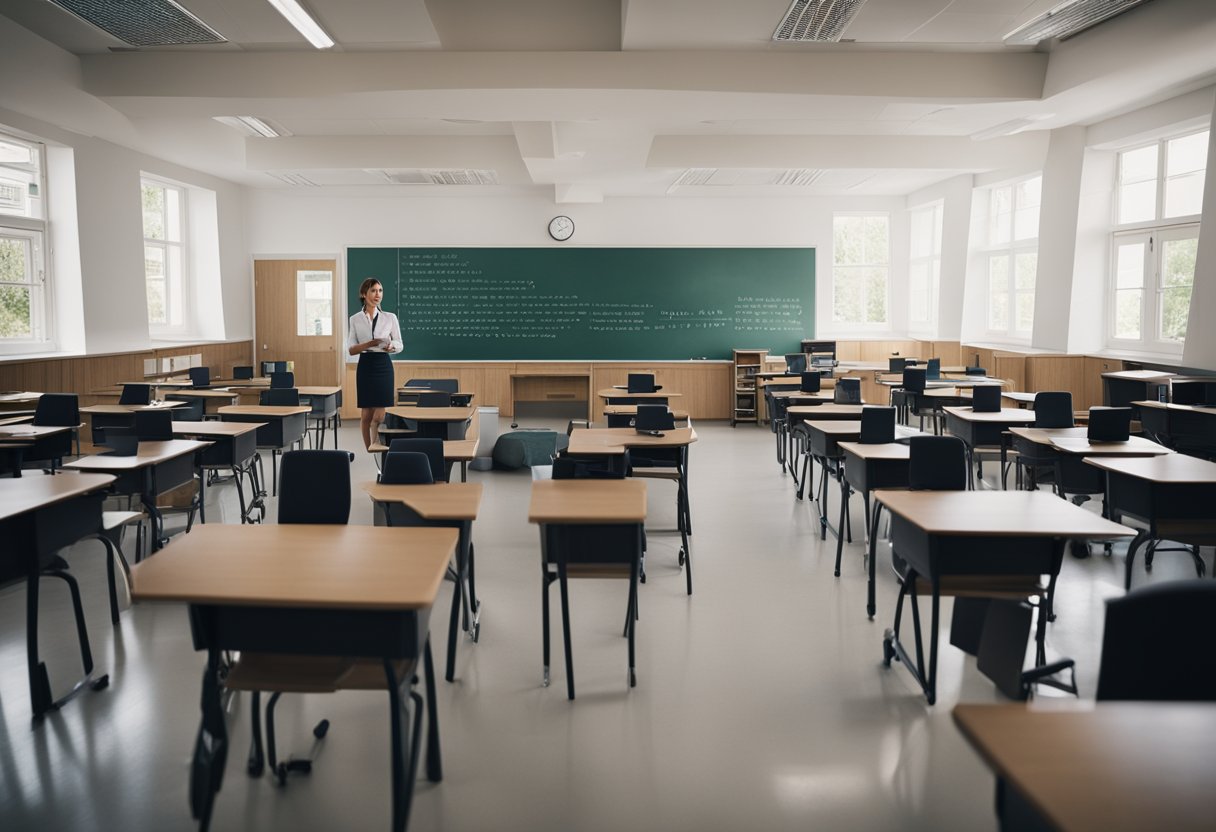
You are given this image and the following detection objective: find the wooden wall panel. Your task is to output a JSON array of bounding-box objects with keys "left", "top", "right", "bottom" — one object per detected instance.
[
  {"left": 925, "top": 341, "right": 963, "bottom": 366},
  {"left": 1024, "top": 356, "right": 1088, "bottom": 405},
  {"left": 1084, "top": 356, "right": 1123, "bottom": 410}
]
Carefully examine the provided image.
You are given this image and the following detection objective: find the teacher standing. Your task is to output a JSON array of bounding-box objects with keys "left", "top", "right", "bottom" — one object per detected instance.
[{"left": 347, "top": 277, "right": 402, "bottom": 450}]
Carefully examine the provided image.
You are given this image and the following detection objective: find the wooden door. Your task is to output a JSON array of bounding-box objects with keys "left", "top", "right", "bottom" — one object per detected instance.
[{"left": 254, "top": 259, "right": 340, "bottom": 386}]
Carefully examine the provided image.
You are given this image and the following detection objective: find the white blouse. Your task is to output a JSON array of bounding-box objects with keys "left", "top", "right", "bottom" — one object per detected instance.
[{"left": 347, "top": 308, "right": 403, "bottom": 354}]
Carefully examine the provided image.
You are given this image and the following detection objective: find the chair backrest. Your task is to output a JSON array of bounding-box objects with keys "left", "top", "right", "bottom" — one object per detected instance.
[
  {"left": 167, "top": 396, "right": 205, "bottom": 421},
  {"left": 188, "top": 367, "right": 210, "bottom": 388},
  {"left": 859, "top": 406, "right": 896, "bottom": 444},
  {"left": 277, "top": 450, "right": 352, "bottom": 525},
  {"left": 627, "top": 373, "right": 657, "bottom": 393},
  {"left": 888, "top": 357, "right": 907, "bottom": 373},
  {"left": 119, "top": 384, "right": 152, "bottom": 406},
  {"left": 908, "top": 436, "right": 968, "bottom": 491},
  {"left": 233, "top": 365, "right": 254, "bottom": 380},
  {"left": 417, "top": 391, "right": 452, "bottom": 408},
  {"left": 965, "top": 366, "right": 987, "bottom": 376},
  {"left": 134, "top": 409, "right": 174, "bottom": 441},
  {"left": 1087, "top": 406, "right": 1132, "bottom": 442},
  {"left": 270, "top": 371, "right": 295, "bottom": 389},
  {"left": 925, "top": 358, "right": 942, "bottom": 380},
  {"left": 34, "top": 393, "right": 79, "bottom": 427},
  {"left": 1170, "top": 380, "right": 1208, "bottom": 405},
  {"left": 427, "top": 378, "right": 460, "bottom": 394},
  {"left": 800, "top": 371, "right": 822, "bottom": 393},
  {"left": 387, "top": 437, "right": 447, "bottom": 481},
  {"left": 1033, "top": 391, "right": 1075, "bottom": 428},
  {"left": 971, "top": 384, "right": 1002, "bottom": 413},
  {"left": 902, "top": 367, "right": 927, "bottom": 394},
  {"left": 380, "top": 451, "right": 435, "bottom": 484},
  {"left": 635, "top": 404, "right": 674, "bottom": 431},
  {"left": 104, "top": 429, "right": 139, "bottom": 456},
  {"left": 1096, "top": 581, "right": 1216, "bottom": 702},
  {"left": 785, "top": 353, "right": 807, "bottom": 374},
  {"left": 261, "top": 388, "right": 301, "bottom": 406},
  {"left": 834, "top": 377, "right": 861, "bottom": 404}
]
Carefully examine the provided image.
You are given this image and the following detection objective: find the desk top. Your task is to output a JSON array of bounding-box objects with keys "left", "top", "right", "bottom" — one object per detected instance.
[
  {"left": 802, "top": 419, "right": 863, "bottom": 436},
  {"left": 787, "top": 404, "right": 867, "bottom": 417},
  {"left": 1050, "top": 436, "right": 1171, "bottom": 456},
  {"left": 362, "top": 481, "right": 483, "bottom": 520},
  {"left": 0, "top": 415, "right": 34, "bottom": 426},
  {"left": 131, "top": 524, "right": 456, "bottom": 610},
  {"left": 0, "top": 471, "right": 116, "bottom": 521},
  {"left": 838, "top": 441, "right": 910, "bottom": 461},
  {"left": 942, "top": 406, "right": 1036, "bottom": 424},
  {"left": 0, "top": 424, "right": 75, "bottom": 440},
  {"left": 369, "top": 437, "right": 481, "bottom": 459},
  {"left": 64, "top": 439, "right": 210, "bottom": 472},
  {"left": 171, "top": 420, "right": 265, "bottom": 437},
  {"left": 298, "top": 386, "right": 342, "bottom": 396},
  {"left": 596, "top": 389, "right": 682, "bottom": 399},
  {"left": 528, "top": 479, "right": 647, "bottom": 524},
  {"left": 566, "top": 426, "right": 697, "bottom": 455},
  {"left": 1085, "top": 453, "right": 1216, "bottom": 483},
  {"left": 602, "top": 405, "right": 690, "bottom": 419},
  {"left": 386, "top": 405, "right": 475, "bottom": 421},
  {"left": 215, "top": 377, "right": 272, "bottom": 387},
  {"left": 116, "top": 379, "right": 194, "bottom": 388},
  {"left": 768, "top": 389, "right": 834, "bottom": 401},
  {"left": 953, "top": 702, "right": 1216, "bottom": 832},
  {"left": 219, "top": 405, "right": 309, "bottom": 417},
  {"left": 1102, "top": 370, "right": 1176, "bottom": 382},
  {"left": 873, "top": 490, "right": 1133, "bottom": 538},
  {"left": 0, "top": 391, "right": 43, "bottom": 403},
  {"left": 81, "top": 401, "right": 187, "bottom": 414},
  {"left": 165, "top": 389, "right": 240, "bottom": 400},
  {"left": 1132, "top": 399, "right": 1216, "bottom": 414}
]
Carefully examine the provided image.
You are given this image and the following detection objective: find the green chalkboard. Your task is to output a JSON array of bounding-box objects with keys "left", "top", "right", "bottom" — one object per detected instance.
[{"left": 346, "top": 247, "right": 814, "bottom": 360}]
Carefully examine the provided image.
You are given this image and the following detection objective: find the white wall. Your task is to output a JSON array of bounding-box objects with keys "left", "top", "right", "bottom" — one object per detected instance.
[
  {"left": 905, "top": 174, "right": 974, "bottom": 341},
  {"left": 1032, "top": 126, "right": 1087, "bottom": 352},
  {"left": 246, "top": 190, "right": 905, "bottom": 341},
  {"left": 1182, "top": 99, "right": 1216, "bottom": 370}
]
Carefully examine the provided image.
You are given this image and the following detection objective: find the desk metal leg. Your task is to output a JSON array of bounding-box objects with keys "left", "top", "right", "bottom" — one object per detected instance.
[
  {"left": 423, "top": 638, "right": 442, "bottom": 783},
  {"left": 867, "top": 501, "right": 880, "bottom": 619},
  {"left": 835, "top": 477, "right": 850, "bottom": 577},
  {"left": 384, "top": 659, "right": 425, "bottom": 832},
  {"left": 191, "top": 648, "right": 229, "bottom": 831},
  {"left": 558, "top": 558, "right": 575, "bottom": 700}
]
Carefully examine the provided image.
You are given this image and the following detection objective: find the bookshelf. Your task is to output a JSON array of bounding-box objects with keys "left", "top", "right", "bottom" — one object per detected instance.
[{"left": 731, "top": 349, "right": 768, "bottom": 426}]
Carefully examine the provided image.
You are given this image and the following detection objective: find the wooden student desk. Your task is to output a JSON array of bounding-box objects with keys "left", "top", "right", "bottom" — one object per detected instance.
[
  {"left": 131, "top": 524, "right": 456, "bottom": 832},
  {"left": 1133, "top": 399, "right": 1216, "bottom": 458},
  {"left": 80, "top": 400, "right": 187, "bottom": 445},
  {"left": 602, "top": 404, "right": 690, "bottom": 422},
  {"left": 1006, "top": 427, "right": 1171, "bottom": 502},
  {"left": 941, "top": 406, "right": 1036, "bottom": 488},
  {"left": 0, "top": 423, "right": 77, "bottom": 475},
  {"left": 0, "top": 390, "right": 43, "bottom": 413},
  {"left": 838, "top": 441, "right": 910, "bottom": 617},
  {"left": 218, "top": 404, "right": 309, "bottom": 496},
  {"left": 386, "top": 404, "right": 475, "bottom": 440},
  {"left": 1, "top": 471, "right": 116, "bottom": 718},
  {"left": 370, "top": 436, "right": 482, "bottom": 483},
  {"left": 165, "top": 388, "right": 240, "bottom": 417},
  {"left": 596, "top": 388, "right": 682, "bottom": 407},
  {"left": 785, "top": 404, "right": 867, "bottom": 498},
  {"left": 297, "top": 386, "right": 342, "bottom": 449},
  {"left": 1085, "top": 454, "right": 1216, "bottom": 589},
  {"left": 954, "top": 701, "right": 1216, "bottom": 832},
  {"left": 873, "top": 489, "right": 1133, "bottom": 704},
  {"left": 528, "top": 478, "right": 647, "bottom": 699},
  {"left": 64, "top": 439, "right": 208, "bottom": 552},
  {"left": 1102, "top": 369, "right": 1174, "bottom": 408},
  {"left": 363, "top": 481, "right": 484, "bottom": 683},
  {"left": 172, "top": 421, "right": 266, "bottom": 524}
]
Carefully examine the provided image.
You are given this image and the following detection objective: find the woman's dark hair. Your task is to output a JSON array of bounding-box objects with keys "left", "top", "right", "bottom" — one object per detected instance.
[{"left": 358, "top": 277, "right": 382, "bottom": 301}]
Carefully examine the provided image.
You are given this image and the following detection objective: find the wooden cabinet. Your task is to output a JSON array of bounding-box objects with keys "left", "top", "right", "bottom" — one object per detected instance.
[{"left": 731, "top": 349, "right": 767, "bottom": 426}]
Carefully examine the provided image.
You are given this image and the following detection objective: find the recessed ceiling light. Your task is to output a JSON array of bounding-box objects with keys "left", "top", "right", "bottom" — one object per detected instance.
[
  {"left": 970, "top": 114, "right": 1054, "bottom": 141},
  {"left": 440, "top": 119, "right": 486, "bottom": 125},
  {"left": 266, "top": 0, "right": 334, "bottom": 49},
  {"left": 213, "top": 116, "right": 290, "bottom": 138}
]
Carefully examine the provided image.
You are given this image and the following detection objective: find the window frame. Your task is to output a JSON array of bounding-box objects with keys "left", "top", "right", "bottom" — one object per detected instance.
[
  {"left": 296, "top": 269, "right": 334, "bottom": 337},
  {"left": 1106, "top": 127, "right": 1208, "bottom": 353},
  {"left": 0, "top": 130, "right": 52, "bottom": 352},
  {"left": 830, "top": 211, "right": 891, "bottom": 330},
  {"left": 141, "top": 175, "right": 189, "bottom": 335},
  {"left": 982, "top": 174, "right": 1041, "bottom": 343}
]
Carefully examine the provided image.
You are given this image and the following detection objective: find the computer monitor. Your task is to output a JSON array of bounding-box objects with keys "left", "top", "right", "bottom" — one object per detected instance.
[
  {"left": 188, "top": 366, "right": 210, "bottom": 388},
  {"left": 971, "top": 385, "right": 1002, "bottom": 413},
  {"left": 834, "top": 378, "right": 861, "bottom": 404},
  {"left": 800, "top": 371, "right": 821, "bottom": 393},
  {"left": 627, "top": 373, "right": 658, "bottom": 393},
  {"left": 233, "top": 365, "right": 254, "bottom": 380},
  {"left": 926, "top": 358, "right": 941, "bottom": 381},
  {"left": 1087, "top": 407, "right": 1132, "bottom": 443},
  {"left": 785, "top": 353, "right": 807, "bottom": 374}
]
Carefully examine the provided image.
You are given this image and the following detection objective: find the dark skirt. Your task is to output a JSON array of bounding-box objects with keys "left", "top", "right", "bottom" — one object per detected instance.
[{"left": 356, "top": 351, "right": 394, "bottom": 408}]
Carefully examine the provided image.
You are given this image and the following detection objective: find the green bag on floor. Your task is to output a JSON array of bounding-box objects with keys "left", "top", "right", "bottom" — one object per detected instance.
[{"left": 492, "top": 430, "right": 564, "bottom": 469}]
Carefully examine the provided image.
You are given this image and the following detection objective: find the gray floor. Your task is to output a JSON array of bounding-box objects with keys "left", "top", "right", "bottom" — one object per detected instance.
[{"left": 0, "top": 418, "right": 1204, "bottom": 832}]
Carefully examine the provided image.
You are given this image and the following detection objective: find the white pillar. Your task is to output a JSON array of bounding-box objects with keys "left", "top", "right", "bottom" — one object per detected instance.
[
  {"left": 1031, "top": 126, "right": 1087, "bottom": 351},
  {"left": 1181, "top": 95, "right": 1216, "bottom": 370}
]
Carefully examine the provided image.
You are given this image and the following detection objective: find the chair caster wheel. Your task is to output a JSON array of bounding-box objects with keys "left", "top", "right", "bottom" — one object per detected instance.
[
  {"left": 313, "top": 719, "right": 329, "bottom": 739},
  {"left": 469, "top": 622, "right": 481, "bottom": 643},
  {"left": 882, "top": 635, "right": 895, "bottom": 667},
  {"left": 628, "top": 669, "right": 636, "bottom": 688},
  {"left": 542, "top": 668, "right": 550, "bottom": 687},
  {"left": 91, "top": 674, "right": 110, "bottom": 691},
  {"left": 274, "top": 764, "right": 288, "bottom": 786},
  {"left": 248, "top": 759, "right": 264, "bottom": 777},
  {"left": 640, "top": 571, "right": 646, "bottom": 584},
  {"left": 678, "top": 549, "right": 686, "bottom": 566}
]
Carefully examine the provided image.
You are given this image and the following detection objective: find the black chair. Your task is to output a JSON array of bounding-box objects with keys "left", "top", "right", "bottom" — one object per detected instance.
[
  {"left": 386, "top": 437, "right": 448, "bottom": 482},
  {"left": 833, "top": 406, "right": 896, "bottom": 576},
  {"left": 628, "top": 406, "right": 692, "bottom": 594},
  {"left": 971, "top": 385, "right": 1002, "bottom": 413},
  {"left": 119, "top": 384, "right": 152, "bottom": 406},
  {"left": 888, "top": 357, "right": 907, "bottom": 373},
  {"left": 29, "top": 392, "right": 80, "bottom": 469},
  {"left": 380, "top": 451, "right": 434, "bottom": 486},
  {"left": 260, "top": 388, "right": 301, "bottom": 407},
  {"left": 417, "top": 391, "right": 452, "bottom": 408},
  {"left": 627, "top": 373, "right": 659, "bottom": 393},
  {"left": 834, "top": 377, "right": 861, "bottom": 404},
  {"left": 1033, "top": 392, "right": 1074, "bottom": 428},
  {"left": 134, "top": 409, "right": 199, "bottom": 540},
  {"left": 908, "top": 435, "right": 967, "bottom": 491},
  {"left": 232, "top": 365, "right": 254, "bottom": 380},
  {"left": 188, "top": 367, "right": 211, "bottom": 389},
  {"left": 1095, "top": 581, "right": 1216, "bottom": 701},
  {"left": 965, "top": 366, "right": 987, "bottom": 376},
  {"left": 1088, "top": 406, "right": 1132, "bottom": 442},
  {"left": 925, "top": 358, "right": 942, "bottom": 381},
  {"left": 634, "top": 404, "right": 669, "bottom": 431},
  {"left": 134, "top": 409, "right": 174, "bottom": 440},
  {"left": 543, "top": 458, "right": 642, "bottom": 698},
  {"left": 896, "top": 368, "right": 936, "bottom": 432},
  {"left": 270, "top": 372, "right": 295, "bottom": 390},
  {"left": 785, "top": 353, "right": 807, "bottom": 374},
  {"left": 800, "top": 371, "right": 822, "bottom": 393},
  {"left": 164, "top": 395, "right": 205, "bottom": 421},
  {"left": 1012, "top": 392, "right": 1074, "bottom": 492}
]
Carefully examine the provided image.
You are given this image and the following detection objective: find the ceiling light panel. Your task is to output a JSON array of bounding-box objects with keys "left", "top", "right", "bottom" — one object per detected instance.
[
  {"left": 1004, "top": 0, "right": 1154, "bottom": 45},
  {"left": 266, "top": 0, "right": 335, "bottom": 49},
  {"left": 773, "top": 0, "right": 868, "bottom": 43},
  {"left": 46, "top": 0, "right": 226, "bottom": 46}
]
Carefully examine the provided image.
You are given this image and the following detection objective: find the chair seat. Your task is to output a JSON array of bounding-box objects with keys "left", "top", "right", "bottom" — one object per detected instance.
[
  {"left": 552, "top": 564, "right": 633, "bottom": 579},
  {"left": 225, "top": 653, "right": 415, "bottom": 693},
  {"left": 102, "top": 510, "right": 147, "bottom": 531}
]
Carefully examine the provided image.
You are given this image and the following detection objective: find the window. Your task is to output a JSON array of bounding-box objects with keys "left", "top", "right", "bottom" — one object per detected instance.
[
  {"left": 1109, "top": 129, "right": 1207, "bottom": 350},
  {"left": 297, "top": 270, "right": 333, "bottom": 336},
  {"left": 908, "top": 202, "right": 942, "bottom": 330},
  {"left": 0, "top": 131, "right": 49, "bottom": 348},
  {"left": 832, "top": 213, "right": 888, "bottom": 326},
  {"left": 984, "top": 175, "right": 1040, "bottom": 339},
  {"left": 142, "top": 177, "right": 187, "bottom": 331}
]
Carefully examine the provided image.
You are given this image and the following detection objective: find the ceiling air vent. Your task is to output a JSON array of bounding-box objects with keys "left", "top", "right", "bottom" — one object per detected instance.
[
  {"left": 1004, "top": 0, "right": 1154, "bottom": 45},
  {"left": 267, "top": 173, "right": 318, "bottom": 187},
  {"left": 379, "top": 170, "right": 499, "bottom": 186},
  {"left": 672, "top": 169, "right": 825, "bottom": 188},
  {"left": 772, "top": 0, "right": 868, "bottom": 43},
  {"left": 47, "top": 0, "right": 226, "bottom": 47}
]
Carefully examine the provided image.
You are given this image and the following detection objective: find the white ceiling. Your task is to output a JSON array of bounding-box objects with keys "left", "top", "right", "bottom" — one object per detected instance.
[{"left": 2, "top": 0, "right": 1215, "bottom": 200}]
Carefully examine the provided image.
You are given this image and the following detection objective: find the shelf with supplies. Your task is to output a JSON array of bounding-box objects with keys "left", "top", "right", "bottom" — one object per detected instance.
[{"left": 732, "top": 349, "right": 768, "bottom": 427}]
